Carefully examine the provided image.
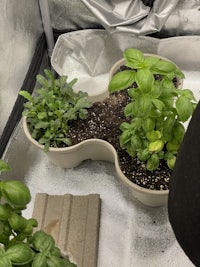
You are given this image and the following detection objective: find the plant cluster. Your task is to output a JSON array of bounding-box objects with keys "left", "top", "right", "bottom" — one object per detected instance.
[
  {"left": 109, "top": 48, "right": 196, "bottom": 171},
  {"left": 19, "top": 69, "right": 92, "bottom": 151},
  {"left": 0, "top": 160, "right": 76, "bottom": 267}
]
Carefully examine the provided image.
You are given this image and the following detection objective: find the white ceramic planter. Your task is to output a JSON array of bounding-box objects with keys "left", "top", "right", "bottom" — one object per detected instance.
[
  {"left": 23, "top": 116, "right": 168, "bottom": 207},
  {"left": 23, "top": 53, "right": 184, "bottom": 207}
]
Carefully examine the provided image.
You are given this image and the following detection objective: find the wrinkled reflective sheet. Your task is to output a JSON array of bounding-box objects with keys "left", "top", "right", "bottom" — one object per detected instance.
[
  {"left": 0, "top": 0, "right": 43, "bottom": 136},
  {"left": 51, "top": 29, "right": 200, "bottom": 97},
  {"left": 48, "top": 0, "right": 200, "bottom": 36},
  {"left": 81, "top": 0, "right": 150, "bottom": 29},
  {"left": 161, "top": 0, "right": 200, "bottom": 37},
  {"left": 48, "top": 0, "right": 101, "bottom": 31},
  {"left": 80, "top": 0, "right": 179, "bottom": 35}
]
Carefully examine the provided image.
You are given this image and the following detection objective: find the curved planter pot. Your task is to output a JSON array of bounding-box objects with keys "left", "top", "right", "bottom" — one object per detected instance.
[
  {"left": 22, "top": 54, "right": 183, "bottom": 207},
  {"left": 23, "top": 117, "right": 168, "bottom": 207}
]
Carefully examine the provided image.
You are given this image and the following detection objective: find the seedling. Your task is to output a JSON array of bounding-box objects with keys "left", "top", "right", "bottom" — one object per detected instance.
[{"left": 19, "top": 69, "right": 92, "bottom": 151}]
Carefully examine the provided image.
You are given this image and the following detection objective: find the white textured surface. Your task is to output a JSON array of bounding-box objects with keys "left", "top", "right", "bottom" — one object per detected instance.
[
  {"left": 2, "top": 69, "right": 199, "bottom": 267},
  {"left": 2, "top": 131, "right": 194, "bottom": 267},
  {"left": 3, "top": 32, "right": 200, "bottom": 267}
]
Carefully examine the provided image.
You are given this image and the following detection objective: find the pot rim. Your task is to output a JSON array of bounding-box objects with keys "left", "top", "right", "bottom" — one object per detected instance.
[{"left": 22, "top": 117, "right": 169, "bottom": 196}]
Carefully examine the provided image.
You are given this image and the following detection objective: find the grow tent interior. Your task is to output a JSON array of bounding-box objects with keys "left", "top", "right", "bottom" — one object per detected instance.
[{"left": 1, "top": 1, "right": 200, "bottom": 266}]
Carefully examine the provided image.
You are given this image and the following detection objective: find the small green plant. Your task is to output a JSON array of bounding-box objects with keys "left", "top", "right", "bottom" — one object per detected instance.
[
  {"left": 19, "top": 69, "right": 92, "bottom": 151},
  {"left": 109, "top": 48, "right": 196, "bottom": 171},
  {"left": 0, "top": 160, "right": 76, "bottom": 267}
]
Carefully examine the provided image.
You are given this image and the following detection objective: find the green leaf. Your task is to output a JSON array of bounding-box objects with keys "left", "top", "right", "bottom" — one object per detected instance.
[
  {"left": 149, "top": 109, "right": 161, "bottom": 118},
  {"left": 0, "top": 256, "right": 12, "bottom": 267},
  {"left": 63, "top": 259, "right": 77, "bottom": 267},
  {"left": 137, "top": 148, "right": 150, "bottom": 162},
  {"left": 0, "top": 232, "right": 9, "bottom": 245},
  {"left": 167, "top": 155, "right": 176, "bottom": 170},
  {"left": 19, "top": 91, "right": 33, "bottom": 102},
  {"left": 5, "top": 243, "right": 34, "bottom": 265},
  {"left": 123, "top": 48, "right": 145, "bottom": 69},
  {"left": 67, "top": 78, "right": 78, "bottom": 89},
  {"left": 132, "top": 94, "right": 152, "bottom": 117},
  {"left": 147, "top": 154, "right": 159, "bottom": 171},
  {"left": 46, "top": 255, "right": 66, "bottom": 267},
  {"left": 0, "top": 204, "right": 12, "bottom": 221},
  {"left": 173, "top": 122, "right": 185, "bottom": 144},
  {"left": 148, "top": 140, "right": 164, "bottom": 153},
  {"left": 3, "top": 221, "right": 12, "bottom": 236},
  {"left": 142, "top": 118, "right": 155, "bottom": 132},
  {"left": 74, "top": 97, "right": 92, "bottom": 110},
  {"left": 120, "top": 122, "right": 132, "bottom": 131},
  {"left": 37, "top": 74, "right": 50, "bottom": 87},
  {"left": 152, "top": 99, "right": 165, "bottom": 111},
  {"left": 176, "top": 96, "right": 193, "bottom": 122},
  {"left": 35, "top": 121, "right": 50, "bottom": 130},
  {"left": 180, "top": 89, "right": 196, "bottom": 101},
  {"left": 135, "top": 68, "right": 154, "bottom": 93},
  {"left": 174, "top": 67, "right": 185, "bottom": 79},
  {"left": 37, "top": 112, "right": 47, "bottom": 120},
  {"left": 151, "top": 59, "right": 176, "bottom": 74},
  {"left": 131, "top": 135, "right": 142, "bottom": 150},
  {"left": 0, "top": 160, "right": 11, "bottom": 173},
  {"left": 55, "top": 138, "right": 72, "bottom": 146},
  {"left": 8, "top": 212, "right": 27, "bottom": 232},
  {"left": 146, "top": 130, "right": 162, "bottom": 142},
  {"left": 58, "top": 75, "right": 67, "bottom": 89},
  {"left": 32, "top": 231, "right": 55, "bottom": 252},
  {"left": 44, "top": 69, "right": 55, "bottom": 81},
  {"left": 119, "top": 130, "right": 132, "bottom": 147},
  {"left": 166, "top": 141, "right": 179, "bottom": 152},
  {"left": 124, "top": 102, "right": 134, "bottom": 117},
  {"left": 126, "top": 144, "right": 137, "bottom": 158},
  {"left": 1, "top": 180, "right": 31, "bottom": 208},
  {"left": 128, "top": 88, "right": 140, "bottom": 99},
  {"left": 32, "top": 252, "right": 47, "bottom": 267},
  {"left": 150, "top": 82, "right": 162, "bottom": 98},
  {"left": 108, "top": 70, "right": 136, "bottom": 92},
  {"left": 144, "top": 57, "right": 160, "bottom": 68},
  {"left": 163, "top": 115, "right": 176, "bottom": 141}
]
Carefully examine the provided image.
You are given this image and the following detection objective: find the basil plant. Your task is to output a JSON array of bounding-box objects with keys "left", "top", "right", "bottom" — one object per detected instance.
[
  {"left": 0, "top": 160, "right": 76, "bottom": 267},
  {"left": 109, "top": 48, "right": 196, "bottom": 171}
]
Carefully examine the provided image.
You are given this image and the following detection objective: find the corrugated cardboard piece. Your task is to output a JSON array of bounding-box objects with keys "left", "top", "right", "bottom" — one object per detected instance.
[{"left": 32, "top": 193, "right": 101, "bottom": 267}]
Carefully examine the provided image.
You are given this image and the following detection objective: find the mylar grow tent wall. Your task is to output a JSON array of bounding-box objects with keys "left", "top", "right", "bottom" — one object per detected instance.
[
  {"left": 1, "top": 1, "right": 200, "bottom": 266},
  {"left": 1, "top": 0, "right": 200, "bottom": 158}
]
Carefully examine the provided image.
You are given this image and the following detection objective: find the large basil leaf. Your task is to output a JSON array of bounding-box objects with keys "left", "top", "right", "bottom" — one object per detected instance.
[
  {"left": 0, "top": 180, "right": 31, "bottom": 208},
  {"left": 135, "top": 68, "right": 154, "bottom": 93},
  {"left": 123, "top": 48, "right": 145, "bottom": 69},
  {"left": 176, "top": 96, "right": 193, "bottom": 122},
  {"left": 32, "top": 231, "right": 55, "bottom": 252},
  {"left": 5, "top": 243, "right": 34, "bottom": 265},
  {"left": 108, "top": 70, "right": 136, "bottom": 92},
  {"left": 151, "top": 59, "right": 176, "bottom": 74}
]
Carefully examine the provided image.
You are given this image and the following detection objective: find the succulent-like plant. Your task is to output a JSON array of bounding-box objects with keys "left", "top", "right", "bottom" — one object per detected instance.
[
  {"left": 19, "top": 69, "right": 92, "bottom": 151},
  {"left": 109, "top": 48, "right": 197, "bottom": 171},
  {"left": 0, "top": 160, "right": 76, "bottom": 266}
]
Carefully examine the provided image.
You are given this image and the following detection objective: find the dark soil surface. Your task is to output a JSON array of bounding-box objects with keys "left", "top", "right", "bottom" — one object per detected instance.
[{"left": 67, "top": 90, "right": 171, "bottom": 191}]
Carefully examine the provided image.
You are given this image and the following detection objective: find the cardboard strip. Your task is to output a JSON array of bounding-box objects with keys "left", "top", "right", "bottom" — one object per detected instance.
[{"left": 32, "top": 193, "right": 101, "bottom": 267}]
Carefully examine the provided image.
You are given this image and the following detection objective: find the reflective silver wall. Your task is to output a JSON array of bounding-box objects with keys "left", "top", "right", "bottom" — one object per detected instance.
[
  {"left": 48, "top": 0, "right": 200, "bottom": 36},
  {"left": 0, "top": 0, "right": 43, "bottom": 136},
  {"left": 1, "top": 0, "right": 200, "bottom": 139}
]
